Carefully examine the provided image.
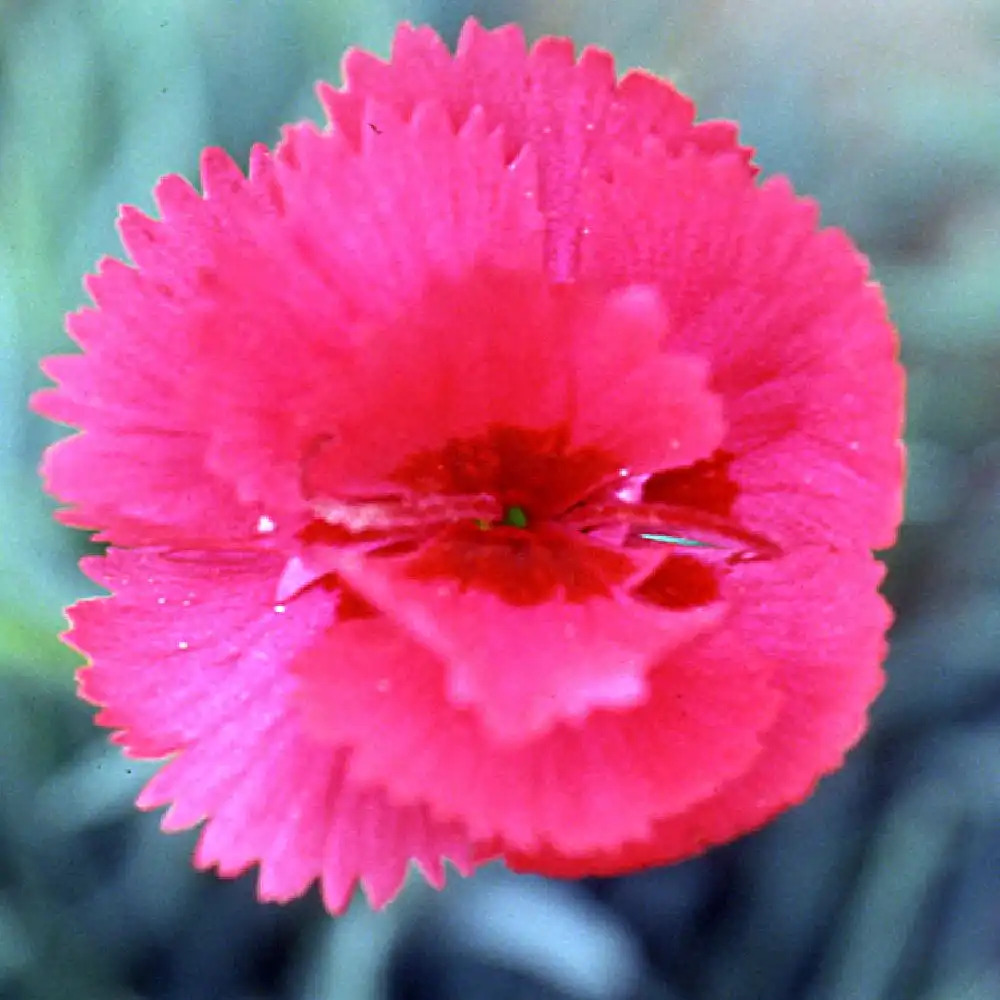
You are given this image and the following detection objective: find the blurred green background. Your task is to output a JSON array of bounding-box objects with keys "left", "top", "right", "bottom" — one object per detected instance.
[{"left": 2, "top": 1, "right": 1000, "bottom": 998}]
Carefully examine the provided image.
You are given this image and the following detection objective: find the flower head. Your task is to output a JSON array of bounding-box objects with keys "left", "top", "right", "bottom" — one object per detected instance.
[{"left": 35, "top": 20, "right": 904, "bottom": 911}]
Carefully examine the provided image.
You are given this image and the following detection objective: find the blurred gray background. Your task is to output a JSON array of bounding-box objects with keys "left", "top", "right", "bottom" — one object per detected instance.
[{"left": 2, "top": 1, "right": 1000, "bottom": 998}]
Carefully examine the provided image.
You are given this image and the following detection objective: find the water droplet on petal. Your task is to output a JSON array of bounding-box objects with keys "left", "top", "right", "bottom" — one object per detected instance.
[
  {"left": 273, "top": 604, "right": 286, "bottom": 614},
  {"left": 156, "top": 597, "right": 166, "bottom": 605},
  {"left": 613, "top": 471, "right": 648, "bottom": 503},
  {"left": 566, "top": 499, "right": 782, "bottom": 565},
  {"left": 257, "top": 515, "right": 277, "bottom": 534},
  {"left": 638, "top": 533, "right": 719, "bottom": 549},
  {"left": 177, "top": 641, "right": 190, "bottom": 651}
]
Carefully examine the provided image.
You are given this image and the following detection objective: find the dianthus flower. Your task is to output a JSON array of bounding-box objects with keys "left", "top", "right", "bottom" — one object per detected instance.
[{"left": 35, "top": 20, "right": 904, "bottom": 911}]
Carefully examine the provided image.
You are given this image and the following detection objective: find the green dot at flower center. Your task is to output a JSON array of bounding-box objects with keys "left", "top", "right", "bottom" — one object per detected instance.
[{"left": 501, "top": 505, "right": 529, "bottom": 529}]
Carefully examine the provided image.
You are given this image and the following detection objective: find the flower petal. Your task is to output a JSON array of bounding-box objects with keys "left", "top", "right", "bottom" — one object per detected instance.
[
  {"left": 71, "top": 548, "right": 303, "bottom": 756},
  {"left": 71, "top": 548, "right": 483, "bottom": 910},
  {"left": 566, "top": 285, "right": 726, "bottom": 476},
  {"left": 37, "top": 425, "right": 271, "bottom": 547},
  {"left": 581, "top": 146, "right": 905, "bottom": 550},
  {"left": 503, "top": 547, "right": 890, "bottom": 875},
  {"left": 299, "top": 273, "right": 724, "bottom": 507},
  {"left": 327, "top": 533, "right": 723, "bottom": 740},
  {"left": 144, "top": 726, "right": 482, "bottom": 912},
  {"left": 323, "top": 19, "right": 753, "bottom": 278},
  {"left": 293, "top": 603, "right": 781, "bottom": 854},
  {"left": 200, "top": 102, "right": 545, "bottom": 511}
]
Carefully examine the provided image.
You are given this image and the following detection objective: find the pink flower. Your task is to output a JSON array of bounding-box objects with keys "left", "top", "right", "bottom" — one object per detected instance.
[{"left": 35, "top": 20, "right": 904, "bottom": 911}]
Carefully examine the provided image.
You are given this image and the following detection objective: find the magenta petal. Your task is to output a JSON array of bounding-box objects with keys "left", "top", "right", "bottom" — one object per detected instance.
[
  {"left": 566, "top": 285, "right": 726, "bottom": 478},
  {"left": 294, "top": 612, "right": 781, "bottom": 854},
  {"left": 329, "top": 541, "right": 721, "bottom": 741},
  {"left": 73, "top": 548, "right": 484, "bottom": 911}
]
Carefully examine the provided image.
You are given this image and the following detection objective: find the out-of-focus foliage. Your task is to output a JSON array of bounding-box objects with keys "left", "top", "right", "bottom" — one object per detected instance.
[{"left": 2, "top": 1, "right": 999, "bottom": 999}]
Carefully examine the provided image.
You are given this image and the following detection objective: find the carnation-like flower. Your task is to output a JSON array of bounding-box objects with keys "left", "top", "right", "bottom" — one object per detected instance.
[{"left": 35, "top": 20, "right": 904, "bottom": 911}]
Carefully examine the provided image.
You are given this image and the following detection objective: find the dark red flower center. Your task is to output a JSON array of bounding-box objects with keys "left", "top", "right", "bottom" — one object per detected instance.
[
  {"left": 389, "top": 424, "right": 620, "bottom": 520},
  {"left": 297, "top": 421, "right": 779, "bottom": 612}
]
